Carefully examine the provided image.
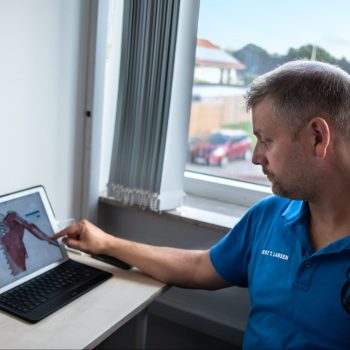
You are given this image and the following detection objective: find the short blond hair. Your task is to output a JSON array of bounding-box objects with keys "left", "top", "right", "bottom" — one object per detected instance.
[{"left": 245, "top": 60, "right": 350, "bottom": 137}]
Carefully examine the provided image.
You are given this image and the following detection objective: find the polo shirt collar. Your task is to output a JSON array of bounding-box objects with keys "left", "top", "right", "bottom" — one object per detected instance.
[
  {"left": 282, "top": 199, "right": 308, "bottom": 224},
  {"left": 281, "top": 200, "right": 313, "bottom": 253}
]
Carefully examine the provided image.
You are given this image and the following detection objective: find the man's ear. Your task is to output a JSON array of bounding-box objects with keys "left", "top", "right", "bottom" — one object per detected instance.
[{"left": 307, "top": 117, "right": 330, "bottom": 158}]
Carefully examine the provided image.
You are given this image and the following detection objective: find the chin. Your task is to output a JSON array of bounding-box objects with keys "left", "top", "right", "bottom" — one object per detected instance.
[
  {"left": 272, "top": 184, "right": 305, "bottom": 201},
  {"left": 271, "top": 183, "right": 291, "bottom": 199}
]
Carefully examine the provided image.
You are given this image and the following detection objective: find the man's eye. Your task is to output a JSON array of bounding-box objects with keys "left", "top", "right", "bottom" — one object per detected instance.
[{"left": 260, "top": 139, "right": 271, "bottom": 146}]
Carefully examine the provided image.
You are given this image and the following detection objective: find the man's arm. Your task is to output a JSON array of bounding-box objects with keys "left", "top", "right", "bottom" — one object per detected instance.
[{"left": 52, "top": 220, "right": 230, "bottom": 290}]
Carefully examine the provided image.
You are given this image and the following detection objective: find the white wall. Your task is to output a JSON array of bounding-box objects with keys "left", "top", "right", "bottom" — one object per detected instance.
[{"left": 0, "top": 0, "right": 89, "bottom": 221}]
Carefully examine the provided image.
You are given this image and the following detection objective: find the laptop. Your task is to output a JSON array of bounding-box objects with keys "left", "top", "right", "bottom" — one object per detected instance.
[{"left": 0, "top": 186, "right": 112, "bottom": 323}]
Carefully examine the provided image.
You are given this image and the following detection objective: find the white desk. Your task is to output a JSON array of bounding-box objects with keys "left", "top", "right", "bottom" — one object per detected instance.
[{"left": 0, "top": 253, "right": 167, "bottom": 349}]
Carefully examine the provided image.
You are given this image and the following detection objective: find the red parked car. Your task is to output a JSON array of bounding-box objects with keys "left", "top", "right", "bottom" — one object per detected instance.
[{"left": 190, "top": 129, "right": 252, "bottom": 166}]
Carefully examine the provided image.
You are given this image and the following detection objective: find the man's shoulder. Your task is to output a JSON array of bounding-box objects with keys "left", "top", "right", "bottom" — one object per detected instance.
[{"left": 234, "top": 196, "right": 295, "bottom": 230}]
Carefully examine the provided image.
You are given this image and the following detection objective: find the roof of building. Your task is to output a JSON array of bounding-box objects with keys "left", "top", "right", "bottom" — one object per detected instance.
[
  {"left": 196, "top": 39, "right": 245, "bottom": 69},
  {"left": 197, "top": 38, "right": 220, "bottom": 49}
]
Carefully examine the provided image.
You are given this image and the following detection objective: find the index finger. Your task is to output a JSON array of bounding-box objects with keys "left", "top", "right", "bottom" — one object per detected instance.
[{"left": 51, "top": 222, "right": 82, "bottom": 240}]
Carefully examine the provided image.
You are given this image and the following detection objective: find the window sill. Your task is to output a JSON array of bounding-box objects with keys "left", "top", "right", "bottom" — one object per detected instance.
[
  {"left": 168, "top": 193, "right": 248, "bottom": 230},
  {"left": 100, "top": 193, "right": 249, "bottom": 232}
]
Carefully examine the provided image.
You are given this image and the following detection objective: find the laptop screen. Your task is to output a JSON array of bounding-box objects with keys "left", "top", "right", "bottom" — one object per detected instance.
[{"left": 0, "top": 189, "right": 65, "bottom": 290}]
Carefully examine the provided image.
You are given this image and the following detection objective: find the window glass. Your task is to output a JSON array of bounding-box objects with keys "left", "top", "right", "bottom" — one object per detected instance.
[{"left": 186, "top": 0, "right": 350, "bottom": 187}]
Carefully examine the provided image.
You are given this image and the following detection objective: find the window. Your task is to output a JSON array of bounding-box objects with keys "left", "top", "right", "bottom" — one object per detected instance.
[{"left": 184, "top": 0, "right": 350, "bottom": 205}]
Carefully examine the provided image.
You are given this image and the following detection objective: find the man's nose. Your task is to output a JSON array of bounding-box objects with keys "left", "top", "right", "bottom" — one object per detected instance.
[{"left": 252, "top": 145, "right": 266, "bottom": 166}]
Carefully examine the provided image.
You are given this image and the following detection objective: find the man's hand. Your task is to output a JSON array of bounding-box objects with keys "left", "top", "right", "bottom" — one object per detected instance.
[{"left": 52, "top": 220, "right": 111, "bottom": 255}]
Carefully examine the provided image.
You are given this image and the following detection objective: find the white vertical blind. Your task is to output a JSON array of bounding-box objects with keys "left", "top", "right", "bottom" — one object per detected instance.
[{"left": 107, "top": 0, "right": 182, "bottom": 210}]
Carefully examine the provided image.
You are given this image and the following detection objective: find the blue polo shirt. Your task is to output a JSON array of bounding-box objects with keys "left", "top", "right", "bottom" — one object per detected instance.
[{"left": 210, "top": 196, "right": 350, "bottom": 349}]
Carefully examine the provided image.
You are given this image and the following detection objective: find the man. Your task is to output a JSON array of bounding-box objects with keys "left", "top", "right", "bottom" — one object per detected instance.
[{"left": 54, "top": 60, "right": 350, "bottom": 349}]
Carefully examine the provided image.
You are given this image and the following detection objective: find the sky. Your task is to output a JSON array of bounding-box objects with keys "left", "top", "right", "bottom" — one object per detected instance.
[{"left": 197, "top": 0, "right": 350, "bottom": 60}]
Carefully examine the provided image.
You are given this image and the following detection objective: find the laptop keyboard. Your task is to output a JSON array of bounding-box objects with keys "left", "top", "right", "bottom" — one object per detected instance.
[{"left": 0, "top": 260, "right": 103, "bottom": 314}]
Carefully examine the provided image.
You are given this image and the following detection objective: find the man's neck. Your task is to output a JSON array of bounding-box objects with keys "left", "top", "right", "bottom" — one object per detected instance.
[{"left": 308, "top": 195, "right": 350, "bottom": 251}]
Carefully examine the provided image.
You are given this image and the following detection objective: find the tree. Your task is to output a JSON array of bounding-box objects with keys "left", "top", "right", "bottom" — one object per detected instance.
[
  {"left": 286, "top": 45, "right": 337, "bottom": 64},
  {"left": 228, "top": 43, "right": 350, "bottom": 85}
]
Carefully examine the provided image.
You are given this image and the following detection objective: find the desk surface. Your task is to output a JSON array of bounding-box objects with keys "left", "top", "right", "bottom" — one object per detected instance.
[{"left": 0, "top": 253, "right": 166, "bottom": 349}]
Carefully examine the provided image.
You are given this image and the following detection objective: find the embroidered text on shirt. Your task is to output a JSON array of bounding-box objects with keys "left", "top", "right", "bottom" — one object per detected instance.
[{"left": 261, "top": 249, "right": 289, "bottom": 261}]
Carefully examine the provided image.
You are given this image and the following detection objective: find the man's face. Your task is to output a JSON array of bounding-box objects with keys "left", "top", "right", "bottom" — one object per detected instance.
[{"left": 251, "top": 98, "right": 315, "bottom": 200}]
